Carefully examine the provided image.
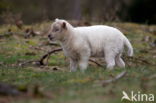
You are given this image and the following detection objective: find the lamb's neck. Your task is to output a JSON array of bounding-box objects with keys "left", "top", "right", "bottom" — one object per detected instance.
[{"left": 60, "top": 28, "right": 75, "bottom": 48}]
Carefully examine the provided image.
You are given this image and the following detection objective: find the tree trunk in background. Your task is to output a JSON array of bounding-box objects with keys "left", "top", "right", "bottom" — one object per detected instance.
[
  {"left": 71, "top": 0, "right": 81, "bottom": 20},
  {"left": 0, "top": 0, "right": 155, "bottom": 24}
]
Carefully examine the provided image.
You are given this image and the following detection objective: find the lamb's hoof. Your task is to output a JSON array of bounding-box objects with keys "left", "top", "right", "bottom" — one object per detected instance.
[
  {"left": 107, "top": 67, "right": 114, "bottom": 71},
  {"left": 70, "top": 69, "right": 77, "bottom": 72}
]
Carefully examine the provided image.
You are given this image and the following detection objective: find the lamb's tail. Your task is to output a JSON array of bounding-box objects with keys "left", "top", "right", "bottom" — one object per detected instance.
[{"left": 124, "top": 37, "right": 133, "bottom": 56}]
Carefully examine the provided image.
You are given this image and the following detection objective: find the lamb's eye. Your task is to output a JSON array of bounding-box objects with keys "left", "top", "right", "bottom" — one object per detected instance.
[{"left": 53, "top": 28, "right": 59, "bottom": 32}]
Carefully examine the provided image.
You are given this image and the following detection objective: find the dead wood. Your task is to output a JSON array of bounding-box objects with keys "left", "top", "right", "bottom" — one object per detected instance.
[
  {"left": 24, "top": 28, "right": 38, "bottom": 38},
  {"left": 15, "top": 20, "right": 23, "bottom": 30},
  {"left": 38, "top": 48, "right": 104, "bottom": 67},
  {"left": 102, "top": 71, "right": 127, "bottom": 86},
  {"left": 18, "top": 60, "right": 36, "bottom": 66},
  {"left": 38, "top": 48, "right": 63, "bottom": 65},
  {"left": 0, "top": 82, "right": 20, "bottom": 96},
  {"left": 19, "top": 48, "right": 104, "bottom": 67},
  {"left": 89, "top": 58, "right": 104, "bottom": 67},
  {"left": 0, "top": 29, "right": 13, "bottom": 39},
  {"left": 125, "top": 56, "right": 156, "bottom": 66}
]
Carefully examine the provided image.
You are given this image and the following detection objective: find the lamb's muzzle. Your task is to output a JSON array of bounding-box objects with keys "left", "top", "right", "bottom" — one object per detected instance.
[{"left": 48, "top": 34, "right": 54, "bottom": 40}]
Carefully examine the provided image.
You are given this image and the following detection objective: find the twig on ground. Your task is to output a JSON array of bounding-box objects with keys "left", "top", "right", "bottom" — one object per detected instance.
[
  {"left": 89, "top": 58, "right": 104, "bottom": 67},
  {"left": 19, "top": 48, "right": 104, "bottom": 67},
  {"left": 24, "top": 28, "right": 38, "bottom": 38},
  {"left": 125, "top": 56, "right": 156, "bottom": 66},
  {"left": 18, "top": 60, "right": 36, "bottom": 66},
  {"left": 38, "top": 48, "right": 63, "bottom": 65},
  {"left": 38, "top": 48, "right": 104, "bottom": 66},
  {"left": 0, "top": 29, "right": 13, "bottom": 39},
  {"left": 48, "top": 42, "right": 60, "bottom": 46},
  {"left": 102, "top": 71, "right": 127, "bottom": 86}
]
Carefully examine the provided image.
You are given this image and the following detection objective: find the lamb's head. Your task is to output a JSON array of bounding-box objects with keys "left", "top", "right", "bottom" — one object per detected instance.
[{"left": 48, "top": 19, "right": 68, "bottom": 41}]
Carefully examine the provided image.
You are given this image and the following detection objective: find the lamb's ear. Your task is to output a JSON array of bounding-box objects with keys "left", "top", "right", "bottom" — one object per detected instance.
[
  {"left": 55, "top": 18, "right": 59, "bottom": 21},
  {"left": 62, "top": 22, "right": 66, "bottom": 29}
]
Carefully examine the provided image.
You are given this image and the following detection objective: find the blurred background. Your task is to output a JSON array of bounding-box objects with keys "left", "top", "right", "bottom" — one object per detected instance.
[
  {"left": 0, "top": 1, "right": 156, "bottom": 103},
  {"left": 0, "top": 0, "right": 155, "bottom": 25}
]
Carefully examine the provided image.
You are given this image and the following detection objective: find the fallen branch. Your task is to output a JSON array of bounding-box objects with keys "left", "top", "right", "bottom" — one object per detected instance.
[
  {"left": 102, "top": 71, "right": 127, "bottom": 86},
  {"left": 18, "top": 48, "right": 63, "bottom": 66},
  {"left": 18, "top": 60, "right": 36, "bottom": 66},
  {"left": 47, "top": 41, "right": 60, "bottom": 46},
  {"left": 125, "top": 56, "right": 156, "bottom": 66},
  {"left": 0, "top": 82, "right": 20, "bottom": 96},
  {"left": 38, "top": 48, "right": 104, "bottom": 67},
  {"left": 38, "top": 48, "right": 63, "bottom": 65},
  {"left": 24, "top": 28, "right": 40, "bottom": 38},
  {"left": 0, "top": 29, "right": 13, "bottom": 39},
  {"left": 89, "top": 58, "right": 104, "bottom": 67},
  {"left": 19, "top": 48, "right": 104, "bottom": 67}
]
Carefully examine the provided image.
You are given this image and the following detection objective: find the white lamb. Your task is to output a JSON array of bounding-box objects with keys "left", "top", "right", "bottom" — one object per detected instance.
[{"left": 48, "top": 19, "right": 133, "bottom": 72}]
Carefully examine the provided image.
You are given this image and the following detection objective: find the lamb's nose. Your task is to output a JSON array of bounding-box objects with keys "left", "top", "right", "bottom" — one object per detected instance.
[
  {"left": 48, "top": 34, "right": 54, "bottom": 40},
  {"left": 48, "top": 34, "right": 51, "bottom": 38}
]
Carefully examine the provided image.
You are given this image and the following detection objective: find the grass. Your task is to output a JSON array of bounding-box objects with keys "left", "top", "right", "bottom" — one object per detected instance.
[{"left": 0, "top": 22, "right": 156, "bottom": 103}]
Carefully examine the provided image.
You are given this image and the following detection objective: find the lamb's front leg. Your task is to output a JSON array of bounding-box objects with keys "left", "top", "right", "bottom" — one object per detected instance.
[
  {"left": 79, "top": 56, "right": 89, "bottom": 72},
  {"left": 70, "top": 59, "right": 78, "bottom": 72}
]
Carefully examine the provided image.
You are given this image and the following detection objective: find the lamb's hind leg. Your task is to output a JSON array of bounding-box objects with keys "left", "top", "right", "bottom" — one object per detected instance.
[
  {"left": 115, "top": 54, "right": 125, "bottom": 68},
  {"left": 105, "top": 51, "right": 116, "bottom": 70}
]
